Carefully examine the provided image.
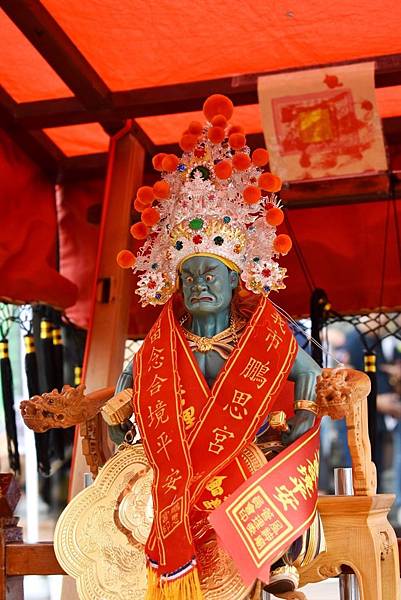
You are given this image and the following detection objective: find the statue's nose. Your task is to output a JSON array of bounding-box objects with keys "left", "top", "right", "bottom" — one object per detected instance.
[{"left": 193, "top": 279, "right": 207, "bottom": 291}]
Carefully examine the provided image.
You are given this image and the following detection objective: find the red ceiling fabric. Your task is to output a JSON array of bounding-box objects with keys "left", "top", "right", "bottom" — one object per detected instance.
[
  {"left": 40, "top": 1, "right": 401, "bottom": 92},
  {"left": 44, "top": 124, "right": 110, "bottom": 157},
  {"left": 41, "top": 87, "right": 401, "bottom": 154},
  {"left": 0, "top": 129, "right": 77, "bottom": 308},
  {"left": 278, "top": 199, "right": 401, "bottom": 316},
  {"left": 39, "top": 88, "right": 401, "bottom": 155},
  {"left": 0, "top": 11, "right": 73, "bottom": 101},
  {"left": 136, "top": 105, "right": 264, "bottom": 146},
  {"left": 1, "top": 1, "right": 401, "bottom": 104}
]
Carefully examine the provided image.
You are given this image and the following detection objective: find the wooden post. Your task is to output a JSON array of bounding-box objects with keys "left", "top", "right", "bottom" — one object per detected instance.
[
  {"left": 0, "top": 475, "right": 23, "bottom": 600},
  {"left": 61, "top": 126, "right": 145, "bottom": 600},
  {"left": 69, "top": 125, "right": 145, "bottom": 496}
]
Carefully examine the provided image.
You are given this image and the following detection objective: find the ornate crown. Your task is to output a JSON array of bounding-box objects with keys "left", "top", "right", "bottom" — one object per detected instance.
[{"left": 117, "top": 94, "right": 292, "bottom": 306}]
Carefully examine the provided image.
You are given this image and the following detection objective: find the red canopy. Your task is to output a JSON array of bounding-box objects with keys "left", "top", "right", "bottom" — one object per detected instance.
[{"left": 0, "top": 1, "right": 400, "bottom": 329}]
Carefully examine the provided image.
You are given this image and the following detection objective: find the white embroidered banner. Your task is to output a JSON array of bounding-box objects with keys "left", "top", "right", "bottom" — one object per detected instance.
[{"left": 258, "top": 62, "right": 387, "bottom": 181}]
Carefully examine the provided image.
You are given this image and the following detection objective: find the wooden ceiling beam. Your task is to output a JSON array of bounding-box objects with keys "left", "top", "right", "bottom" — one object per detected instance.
[
  {"left": 14, "top": 52, "right": 401, "bottom": 130},
  {"left": 0, "top": 86, "right": 63, "bottom": 176},
  {"left": 0, "top": 0, "right": 124, "bottom": 135},
  {"left": 0, "top": 0, "right": 110, "bottom": 109},
  {"left": 58, "top": 152, "right": 109, "bottom": 182}
]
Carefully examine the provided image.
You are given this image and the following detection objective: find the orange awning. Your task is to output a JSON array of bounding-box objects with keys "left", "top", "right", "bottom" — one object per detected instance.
[{"left": 1, "top": 2, "right": 401, "bottom": 155}]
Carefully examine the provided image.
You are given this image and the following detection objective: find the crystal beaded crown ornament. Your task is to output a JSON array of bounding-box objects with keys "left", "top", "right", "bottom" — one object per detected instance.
[{"left": 117, "top": 94, "right": 292, "bottom": 306}]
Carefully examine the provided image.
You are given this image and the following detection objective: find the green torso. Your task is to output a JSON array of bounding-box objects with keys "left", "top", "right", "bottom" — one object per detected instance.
[{"left": 193, "top": 350, "right": 226, "bottom": 388}]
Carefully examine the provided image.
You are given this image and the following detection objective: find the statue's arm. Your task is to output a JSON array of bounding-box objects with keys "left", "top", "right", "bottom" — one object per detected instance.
[
  {"left": 287, "top": 345, "right": 322, "bottom": 402},
  {"left": 115, "top": 357, "right": 135, "bottom": 393},
  {"left": 107, "top": 357, "right": 135, "bottom": 445},
  {"left": 282, "top": 345, "right": 322, "bottom": 444}
]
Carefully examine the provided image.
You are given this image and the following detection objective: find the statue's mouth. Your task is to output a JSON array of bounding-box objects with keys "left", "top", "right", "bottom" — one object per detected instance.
[{"left": 190, "top": 295, "right": 213, "bottom": 303}]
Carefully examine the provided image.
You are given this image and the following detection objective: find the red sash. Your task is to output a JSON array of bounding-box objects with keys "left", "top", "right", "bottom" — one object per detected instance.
[{"left": 132, "top": 295, "right": 297, "bottom": 597}]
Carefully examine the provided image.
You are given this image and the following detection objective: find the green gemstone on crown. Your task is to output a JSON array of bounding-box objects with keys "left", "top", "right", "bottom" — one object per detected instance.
[
  {"left": 189, "top": 218, "right": 204, "bottom": 230},
  {"left": 190, "top": 165, "right": 210, "bottom": 180}
]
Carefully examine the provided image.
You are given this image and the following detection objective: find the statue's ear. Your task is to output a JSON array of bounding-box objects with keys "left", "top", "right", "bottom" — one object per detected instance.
[{"left": 229, "top": 270, "right": 239, "bottom": 290}]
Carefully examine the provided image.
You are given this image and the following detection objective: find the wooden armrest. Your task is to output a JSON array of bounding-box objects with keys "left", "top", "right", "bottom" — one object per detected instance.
[{"left": 317, "top": 368, "right": 376, "bottom": 496}]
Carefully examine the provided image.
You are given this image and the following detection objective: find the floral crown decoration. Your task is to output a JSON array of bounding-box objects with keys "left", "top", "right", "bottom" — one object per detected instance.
[{"left": 117, "top": 94, "right": 292, "bottom": 306}]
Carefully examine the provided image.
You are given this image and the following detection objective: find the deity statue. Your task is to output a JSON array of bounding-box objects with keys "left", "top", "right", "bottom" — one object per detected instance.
[
  {"left": 22, "top": 93, "right": 327, "bottom": 599},
  {"left": 109, "top": 93, "right": 325, "bottom": 598},
  {"left": 110, "top": 253, "right": 324, "bottom": 597}
]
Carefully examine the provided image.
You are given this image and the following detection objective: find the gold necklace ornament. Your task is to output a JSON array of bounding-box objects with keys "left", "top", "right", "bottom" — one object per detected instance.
[
  {"left": 183, "top": 312, "right": 246, "bottom": 359},
  {"left": 54, "top": 442, "right": 266, "bottom": 600}
]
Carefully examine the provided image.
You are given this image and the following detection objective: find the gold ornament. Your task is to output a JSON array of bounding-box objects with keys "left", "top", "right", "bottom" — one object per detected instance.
[{"left": 55, "top": 442, "right": 266, "bottom": 600}]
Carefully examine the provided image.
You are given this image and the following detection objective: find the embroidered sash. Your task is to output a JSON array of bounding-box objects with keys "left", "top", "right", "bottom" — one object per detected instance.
[{"left": 132, "top": 295, "right": 297, "bottom": 597}]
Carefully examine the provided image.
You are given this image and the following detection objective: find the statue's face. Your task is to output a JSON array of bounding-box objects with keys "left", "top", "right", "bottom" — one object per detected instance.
[{"left": 180, "top": 256, "right": 239, "bottom": 316}]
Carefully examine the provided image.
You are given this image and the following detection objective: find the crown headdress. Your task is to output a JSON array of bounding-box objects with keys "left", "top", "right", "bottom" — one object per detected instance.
[{"left": 117, "top": 95, "right": 292, "bottom": 306}]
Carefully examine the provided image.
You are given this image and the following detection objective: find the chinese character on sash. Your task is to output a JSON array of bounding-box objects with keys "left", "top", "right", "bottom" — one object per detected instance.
[
  {"left": 223, "top": 389, "right": 252, "bottom": 420},
  {"left": 240, "top": 357, "right": 270, "bottom": 389}
]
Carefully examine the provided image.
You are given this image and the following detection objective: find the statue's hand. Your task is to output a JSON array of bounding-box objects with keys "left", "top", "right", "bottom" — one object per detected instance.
[{"left": 281, "top": 409, "right": 315, "bottom": 446}]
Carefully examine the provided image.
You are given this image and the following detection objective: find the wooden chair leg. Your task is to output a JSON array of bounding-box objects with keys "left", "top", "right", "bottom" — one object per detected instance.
[
  {"left": 379, "top": 526, "right": 401, "bottom": 600},
  {"left": 353, "top": 561, "right": 382, "bottom": 600}
]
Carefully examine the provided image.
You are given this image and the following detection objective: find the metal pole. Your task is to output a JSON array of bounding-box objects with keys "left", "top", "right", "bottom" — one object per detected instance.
[
  {"left": 334, "top": 468, "right": 360, "bottom": 600},
  {"left": 84, "top": 473, "right": 93, "bottom": 488}
]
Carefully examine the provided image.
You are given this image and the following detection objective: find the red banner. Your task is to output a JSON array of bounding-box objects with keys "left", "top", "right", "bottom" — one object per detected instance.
[{"left": 209, "top": 423, "right": 320, "bottom": 585}]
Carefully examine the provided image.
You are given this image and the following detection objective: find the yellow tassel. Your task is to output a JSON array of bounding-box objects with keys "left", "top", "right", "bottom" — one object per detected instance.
[{"left": 146, "top": 566, "right": 204, "bottom": 600}]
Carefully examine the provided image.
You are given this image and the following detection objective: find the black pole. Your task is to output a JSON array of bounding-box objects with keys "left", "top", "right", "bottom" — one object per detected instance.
[
  {"left": 310, "top": 288, "right": 330, "bottom": 367},
  {"left": 0, "top": 340, "right": 20, "bottom": 472},
  {"left": 24, "top": 334, "right": 51, "bottom": 475}
]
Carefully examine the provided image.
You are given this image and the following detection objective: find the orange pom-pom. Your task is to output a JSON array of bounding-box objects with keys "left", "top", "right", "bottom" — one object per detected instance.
[
  {"left": 152, "top": 153, "right": 166, "bottom": 171},
  {"left": 258, "top": 172, "right": 282, "bottom": 193},
  {"left": 229, "top": 132, "right": 246, "bottom": 150},
  {"left": 153, "top": 180, "right": 170, "bottom": 200},
  {"left": 203, "top": 94, "right": 234, "bottom": 121},
  {"left": 130, "top": 222, "right": 149, "bottom": 240},
  {"left": 270, "top": 175, "right": 282, "bottom": 193},
  {"left": 211, "top": 114, "right": 227, "bottom": 128},
  {"left": 137, "top": 186, "right": 154, "bottom": 204},
  {"left": 161, "top": 154, "right": 180, "bottom": 172},
  {"left": 265, "top": 207, "right": 284, "bottom": 226},
  {"left": 273, "top": 234, "right": 292, "bottom": 255},
  {"left": 141, "top": 207, "right": 160, "bottom": 227},
  {"left": 116, "top": 250, "right": 136, "bottom": 269},
  {"left": 232, "top": 152, "right": 251, "bottom": 171},
  {"left": 252, "top": 148, "right": 270, "bottom": 167},
  {"left": 228, "top": 124, "right": 245, "bottom": 135},
  {"left": 214, "top": 160, "right": 232, "bottom": 179},
  {"left": 207, "top": 126, "right": 225, "bottom": 144},
  {"left": 243, "top": 186, "right": 261, "bottom": 204},
  {"left": 134, "top": 197, "right": 148, "bottom": 212},
  {"left": 179, "top": 134, "right": 198, "bottom": 152},
  {"left": 188, "top": 120, "right": 203, "bottom": 135}
]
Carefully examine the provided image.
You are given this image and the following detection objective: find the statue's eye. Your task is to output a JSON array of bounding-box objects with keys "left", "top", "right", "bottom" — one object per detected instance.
[
  {"left": 205, "top": 274, "right": 214, "bottom": 282},
  {"left": 185, "top": 276, "right": 193, "bottom": 284}
]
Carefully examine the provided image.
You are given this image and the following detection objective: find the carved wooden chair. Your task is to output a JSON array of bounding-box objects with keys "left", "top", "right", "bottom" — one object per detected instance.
[
  {"left": 291, "top": 368, "right": 401, "bottom": 600},
  {"left": 20, "top": 369, "right": 401, "bottom": 600}
]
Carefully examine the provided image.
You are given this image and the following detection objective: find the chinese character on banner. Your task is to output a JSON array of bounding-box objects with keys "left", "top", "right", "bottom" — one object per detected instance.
[{"left": 258, "top": 62, "right": 387, "bottom": 181}]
